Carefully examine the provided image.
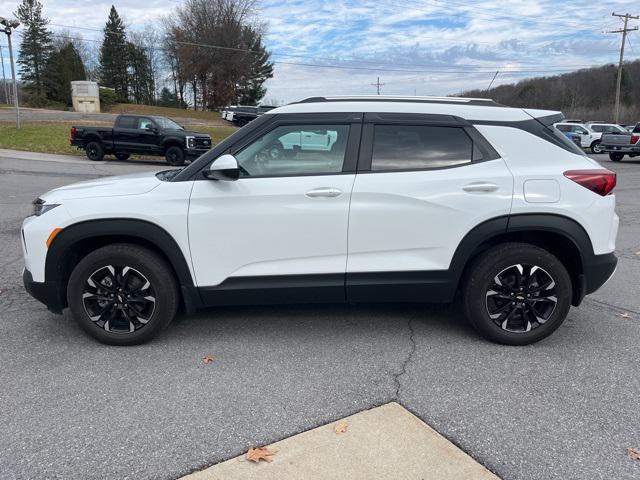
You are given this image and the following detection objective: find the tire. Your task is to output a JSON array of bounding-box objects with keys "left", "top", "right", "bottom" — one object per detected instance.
[
  {"left": 115, "top": 153, "right": 130, "bottom": 161},
  {"left": 165, "top": 146, "right": 185, "bottom": 166},
  {"left": 236, "top": 119, "right": 248, "bottom": 127},
  {"left": 609, "top": 152, "right": 624, "bottom": 162},
  {"left": 590, "top": 141, "right": 603, "bottom": 154},
  {"left": 267, "top": 142, "right": 284, "bottom": 160},
  {"left": 67, "top": 244, "right": 179, "bottom": 346},
  {"left": 462, "top": 243, "right": 572, "bottom": 346},
  {"left": 85, "top": 141, "right": 105, "bottom": 161}
]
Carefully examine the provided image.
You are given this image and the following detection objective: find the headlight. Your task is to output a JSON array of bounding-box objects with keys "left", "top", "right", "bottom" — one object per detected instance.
[
  {"left": 33, "top": 198, "right": 60, "bottom": 216},
  {"left": 186, "top": 136, "right": 195, "bottom": 148}
]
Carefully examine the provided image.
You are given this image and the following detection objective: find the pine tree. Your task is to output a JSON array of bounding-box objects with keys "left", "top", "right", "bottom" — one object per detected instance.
[
  {"left": 236, "top": 28, "right": 272, "bottom": 105},
  {"left": 14, "top": 0, "right": 53, "bottom": 96},
  {"left": 43, "top": 43, "right": 86, "bottom": 106},
  {"left": 99, "top": 6, "right": 129, "bottom": 101}
]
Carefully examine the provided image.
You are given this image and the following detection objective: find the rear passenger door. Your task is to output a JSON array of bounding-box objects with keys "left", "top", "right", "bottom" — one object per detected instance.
[{"left": 346, "top": 114, "right": 513, "bottom": 301}]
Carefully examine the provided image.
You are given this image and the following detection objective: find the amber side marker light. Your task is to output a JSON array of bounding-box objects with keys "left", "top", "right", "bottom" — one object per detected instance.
[{"left": 46, "top": 228, "right": 63, "bottom": 248}]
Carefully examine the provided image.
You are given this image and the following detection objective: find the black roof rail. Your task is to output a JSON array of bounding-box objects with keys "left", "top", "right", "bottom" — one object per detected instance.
[{"left": 294, "top": 95, "right": 506, "bottom": 107}]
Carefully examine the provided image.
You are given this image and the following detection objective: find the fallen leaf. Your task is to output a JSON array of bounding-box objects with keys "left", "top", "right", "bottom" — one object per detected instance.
[
  {"left": 628, "top": 447, "right": 640, "bottom": 460},
  {"left": 246, "top": 446, "right": 275, "bottom": 463},
  {"left": 202, "top": 355, "right": 214, "bottom": 364},
  {"left": 616, "top": 312, "right": 632, "bottom": 319},
  {"left": 334, "top": 422, "right": 348, "bottom": 434}
]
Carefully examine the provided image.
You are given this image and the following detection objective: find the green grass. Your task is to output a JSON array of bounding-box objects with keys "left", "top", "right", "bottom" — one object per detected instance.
[
  {"left": 0, "top": 122, "right": 237, "bottom": 156},
  {"left": 109, "top": 104, "right": 225, "bottom": 124}
]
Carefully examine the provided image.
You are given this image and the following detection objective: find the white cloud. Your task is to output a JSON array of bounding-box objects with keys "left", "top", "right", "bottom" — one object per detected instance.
[{"left": 0, "top": 0, "right": 637, "bottom": 102}]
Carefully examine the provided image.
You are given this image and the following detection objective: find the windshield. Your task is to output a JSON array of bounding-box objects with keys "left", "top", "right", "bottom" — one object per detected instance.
[{"left": 153, "top": 117, "right": 183, "bottom": 130}]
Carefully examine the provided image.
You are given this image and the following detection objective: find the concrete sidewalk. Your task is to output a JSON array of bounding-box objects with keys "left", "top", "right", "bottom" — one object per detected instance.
[{"left": 181, "top": 403, "right": 499, "bottom": 480}]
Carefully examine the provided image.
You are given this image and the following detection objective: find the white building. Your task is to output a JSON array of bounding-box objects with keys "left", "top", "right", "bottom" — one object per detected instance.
[{"left": 71, "top": 81, "right": 100, "bottom": 113}]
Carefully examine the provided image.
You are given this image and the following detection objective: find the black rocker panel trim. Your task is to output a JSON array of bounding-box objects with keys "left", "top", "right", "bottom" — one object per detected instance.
[
  {"left": 46, "top": 218, "right": 195, "bottom": 290},
  {"left": 198, "top": 273, "right": 345, "bottom": 306}
]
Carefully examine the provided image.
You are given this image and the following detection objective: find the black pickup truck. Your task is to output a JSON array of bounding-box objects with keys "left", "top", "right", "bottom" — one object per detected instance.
[{"left": 70, "top": 114, "right": 213, "bottom": 165}]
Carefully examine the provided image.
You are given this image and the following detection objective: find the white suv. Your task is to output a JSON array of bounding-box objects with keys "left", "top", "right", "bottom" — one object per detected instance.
[
  {"left": 22, "top": 96, "right": 618, "bottom": 346},
  {"left": 554, "top": 122, "right": 627, "bottom": 153}
]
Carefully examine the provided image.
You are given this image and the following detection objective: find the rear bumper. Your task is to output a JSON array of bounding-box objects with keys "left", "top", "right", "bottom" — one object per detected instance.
[
  {"left": 574, "top": 252, "right": 617, "bottom": 306},
  {"left": 584, "top": 252, "right": 617, "bottom": 294},
  {"left": 23, "top": 268, "right": 65, "bottom": 314},
  {"left": 600, "top": 145, "right": 640, "bottom": 153}
]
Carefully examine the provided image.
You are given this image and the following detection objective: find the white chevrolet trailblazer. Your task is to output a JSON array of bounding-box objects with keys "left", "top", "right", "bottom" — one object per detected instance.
[{"left": 22, "top": 96, "right": 618, "bottom": 346}]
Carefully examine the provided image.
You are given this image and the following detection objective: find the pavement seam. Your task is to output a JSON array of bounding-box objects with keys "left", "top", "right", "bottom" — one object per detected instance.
[{"left": 392, "top": 318, "right": 417, "bottom": 400}]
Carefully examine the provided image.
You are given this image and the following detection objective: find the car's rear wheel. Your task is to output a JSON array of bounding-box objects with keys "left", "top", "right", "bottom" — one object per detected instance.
[
  {"left": 165, "top": 146, "right": 185, "bottom": 166},
  {"left": 115, "top": 153, "right": 130, "bottom": 161},
  {"left": 462, "top": 243, "right": 572, "bottom": 345},
  {"left": 590, "top": 141, "right": 603, "bottom": 154},
  {"left": 609, "top": 152, "right": 624, "bottom": 162},
  {"left": 85, "top": 141, "right": 105, "bottom": 161},
  {"left": 67, "top": 244, "right": 179, "bottom": 345}
]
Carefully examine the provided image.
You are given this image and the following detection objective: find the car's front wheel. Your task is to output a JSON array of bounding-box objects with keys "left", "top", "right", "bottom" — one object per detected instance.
[
  {"left": 590, "top": 141, "right": 603, "bottom": 154},
  {"left": 462, "top": 243, "right": 572, "bottom": 345},
  {"left": 67, "top": 244, "right": 179, "bottom": 345},
  {"left": 165, "top": 146, "right": 185, "bottom": 166}
]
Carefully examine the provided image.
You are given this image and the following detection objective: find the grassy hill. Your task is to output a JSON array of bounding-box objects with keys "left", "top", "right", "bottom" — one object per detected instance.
[{"left": 461, "top": 60, "right": 640, "bottom": 124}]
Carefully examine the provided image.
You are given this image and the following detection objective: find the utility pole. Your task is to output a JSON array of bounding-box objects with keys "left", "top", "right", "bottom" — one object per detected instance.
[
  {"left": 0, "top": 17, "right": 20, "bottom": 128},
  {"left": 608, "top": 12, "right": 639, "bottom": 124},
  {"left": 371, "top": 77, "right": 385, "bottom": 95},
  {"left": 0, "top": 44, "right": 9, "bottom": 105}
]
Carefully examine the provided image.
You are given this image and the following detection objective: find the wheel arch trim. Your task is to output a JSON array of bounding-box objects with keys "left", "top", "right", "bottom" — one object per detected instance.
[{"left": 45, "top": 218, "right": 195, "bottom": 288}]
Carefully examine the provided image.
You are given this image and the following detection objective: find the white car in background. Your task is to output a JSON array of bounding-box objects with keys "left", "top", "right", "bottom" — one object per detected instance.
[{"left": 554, "top": 122, "right": 626, "bottom": 153}]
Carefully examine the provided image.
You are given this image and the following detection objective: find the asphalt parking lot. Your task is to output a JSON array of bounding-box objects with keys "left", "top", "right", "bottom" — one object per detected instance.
[{"left": 0, "top": 152, "right": 638, "bottom": 480}]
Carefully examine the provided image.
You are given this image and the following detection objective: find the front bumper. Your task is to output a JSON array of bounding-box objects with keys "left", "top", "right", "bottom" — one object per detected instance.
[
  {"left": 185, "top": 147, "right": 212, "bottom": 158},
  {"left": 23, "top": 268, "right": 65, "bottom": 314}
]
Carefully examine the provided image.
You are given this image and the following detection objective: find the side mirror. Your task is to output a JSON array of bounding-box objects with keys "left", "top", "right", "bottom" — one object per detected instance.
[{"left": 203, "top": 154, "right": 240, "bottom": 181}]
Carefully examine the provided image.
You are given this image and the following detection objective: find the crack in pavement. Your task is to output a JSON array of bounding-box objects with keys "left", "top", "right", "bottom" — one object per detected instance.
[{"left": 392, "top": 318, "right": 418, "bottom": 400}]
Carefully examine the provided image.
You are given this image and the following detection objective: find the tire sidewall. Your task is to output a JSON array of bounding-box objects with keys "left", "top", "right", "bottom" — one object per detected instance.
[
  {"left": 591, "top": 141, "right": 602, "bottom": 154},
  {"left": 67, "top": 246, "right": 178, "bottom": 345},
  {"left": 463, "top": 245, "right": 572, "bottom": 345},
  {"left": 165, "top": 146, "right": 185, "bottom": 166},
  {"left": 85, "top": 141, "right": 104, "bottom": 161}
]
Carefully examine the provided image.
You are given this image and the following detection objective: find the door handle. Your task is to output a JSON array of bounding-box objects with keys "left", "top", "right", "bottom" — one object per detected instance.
[
  {"left": 462, "top": 182, "right": 500, "bottom": 193},
  {"left": 306, "top": 187, "right": 342, "bottom": 198}
]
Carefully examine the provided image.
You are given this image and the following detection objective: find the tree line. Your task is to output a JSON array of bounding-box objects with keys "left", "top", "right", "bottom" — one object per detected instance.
[
  {"left": 461, "top": 61, "right": 640, "bottom": 124},
  {"left": 10, "top": 0, "right": 273, "bottom": 110}
]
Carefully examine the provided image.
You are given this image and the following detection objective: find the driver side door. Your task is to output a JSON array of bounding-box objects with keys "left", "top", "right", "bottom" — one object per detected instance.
[{"left": 187, "top": 114, "right": 362, "bottom": 304}]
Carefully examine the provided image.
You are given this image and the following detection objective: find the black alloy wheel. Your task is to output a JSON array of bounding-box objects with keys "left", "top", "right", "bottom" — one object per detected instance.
[
  {"left": 85, "top": 141, "right": 104, "bottom": 161},
  {"left": 485, "top": 264, "right": 557, "bottom": 333},
  {"left": 82, "top": 265, "right": 156, "bottom": 334}
]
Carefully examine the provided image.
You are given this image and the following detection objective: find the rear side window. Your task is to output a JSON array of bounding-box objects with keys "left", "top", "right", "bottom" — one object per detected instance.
[
  {"left": 116, "top": 116, "right": 136, "bottom": 129},
  {"left": 371, "top": 125, "right": 472, "bottom": 171}
]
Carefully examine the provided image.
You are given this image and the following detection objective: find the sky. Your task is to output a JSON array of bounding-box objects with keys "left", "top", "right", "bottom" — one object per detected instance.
[{"left": 0, "top": 0, "right": 638, "bottom": 103}]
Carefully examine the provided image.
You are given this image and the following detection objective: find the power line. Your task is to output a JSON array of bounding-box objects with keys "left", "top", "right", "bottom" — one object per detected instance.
[{"left": 41, "top": 27, "right": 621, "bottom": 75}]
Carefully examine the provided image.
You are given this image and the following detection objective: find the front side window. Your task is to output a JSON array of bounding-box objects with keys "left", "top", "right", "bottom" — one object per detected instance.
[
  {"left": 371, "top": 125, "right": 472, "bottom": 171},
  {"left": 138, "top": 118, "right": 155, "bottom": 130},
  {"left": 235, "top": 124, "right": 350, "bottom": 177}
]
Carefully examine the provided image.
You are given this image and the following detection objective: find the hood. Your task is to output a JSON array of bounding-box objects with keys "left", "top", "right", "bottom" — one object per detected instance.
[
  {"left": 182, "top": 130, "right": 211, "bottom": 138},
  {"left": 40, "top": 170, "right": 163, "bottom": 203}
]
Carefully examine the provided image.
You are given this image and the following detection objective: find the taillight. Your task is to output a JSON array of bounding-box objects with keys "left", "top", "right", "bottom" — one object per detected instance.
[
  {"left": 631, "top": 135, "right": 639, "bottom": 144},
  {"left": 564, "top": 169, "right": 616, "bottom": 196},
  {"left": 70, "top": 127, "right": 77, "bottom": 139}
]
